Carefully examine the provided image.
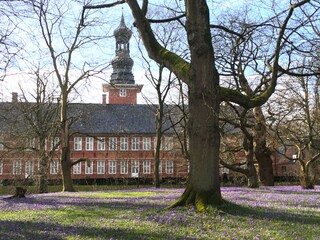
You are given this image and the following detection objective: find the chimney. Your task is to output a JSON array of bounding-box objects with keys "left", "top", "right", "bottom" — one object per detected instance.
[
  {"left": 102, "top": 94, "right": 106, "bottom": 106},
  {"left": 12, "top": 92, "right": 18, "bottom": 103}
]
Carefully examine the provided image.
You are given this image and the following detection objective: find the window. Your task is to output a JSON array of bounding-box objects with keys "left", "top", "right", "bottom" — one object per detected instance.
[
  {"left": 143, "top": 160, "right": 151, "bottom": 174},
  {"left": 50, "top": 160, "right": 59, "bottom": 175},
  {"left": 86, "top": 137, "right": 94, "bottom": 150},
  {"left": 131, "top": 160, "right": 139, "bottom": 177},
  {"left": 120, "top": 161, "right": 128, "bottom": 174},
  {"left": 97, "top": 137, "right": 105, "bottom": 151},
  {"left": 222, "top": 167, "right": 229, "bottom": 174},
  {"left": 97, "top": 161, "right": 105, "bottom": 174},
  {"left": 131, "top": 137, "right": 140, "bottom": 151},
  {"left": 166, "top": 160, "right": 174, "bottom": 174},
  {"left": 13, "top": 160, "right": 22, "bottom": 175},
  {"left": 74, "top": 137, "right": 82, "bottom": 151},
  {"left": 109, "top": 137, "right": 117, "bottom": 151},
  {"left": 120, "top": 137, "right": 128, "bottom": 151},
  {"left": 73, "top": 162, "right": 81, "bottom": 174},
  {"left": 278, "top": 146, "right": 286, "bottom": 154},
  {"left": 27, "top": 137, "right": 36, "bottom": 150},
  {"left": 51, "top": 137, "right": 60, "bottom": 151},
  {"left": 164, "top": 137, "right": 174, "bottom": 150},
  {"left": 0, "top": 160, "right": 3, "bottom": 175},
  {"left": 85, "top": 161, "right": 93, "bottom": 174},
  {"left": 119, "top": 88, "right": 127, "bottom": 97},
  {"left": 108, "top": 161, "right": 117, "bottom": 174},
  {"left": 142, "top": 137, "right": 151, "bottom": 150},
  {"left": 25, "top": 160, "right": 34, "bottom": 177}
]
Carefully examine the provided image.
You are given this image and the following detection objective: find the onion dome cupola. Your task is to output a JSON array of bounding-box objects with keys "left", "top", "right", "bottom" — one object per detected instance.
[{"left": 110, "top": 14, "right": 135, "bottom": 85}]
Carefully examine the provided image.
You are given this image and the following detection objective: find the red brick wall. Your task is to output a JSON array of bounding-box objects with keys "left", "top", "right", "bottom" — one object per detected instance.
[{"left": 108, "top": 88, "right": 138, "bottom": 104}]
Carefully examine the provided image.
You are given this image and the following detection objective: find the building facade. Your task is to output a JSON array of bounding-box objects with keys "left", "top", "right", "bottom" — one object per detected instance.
[{"left": 0, "top": 15, "right": 189, "bottom": 185}]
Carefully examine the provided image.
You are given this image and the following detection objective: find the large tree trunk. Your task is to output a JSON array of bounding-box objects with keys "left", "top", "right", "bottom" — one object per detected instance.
[
  {"left": 38, "top": 157, "right": 48, "bottom": 193},
  {"left": 60, "top": 94, "right": 75, "bottom": 192},
  {"left": 253, "top": 107, "right": 274, "bottom": 186},
  {"left": 154, "top": 127, "right": 161, "bottom": 188},
  {"left": 244, "top": 136, "right": 259, "bottom": 188},
  {"left": 38, "top": 139, "right": 48, "bottom": 193},
  {"left": 154, "top": 104, "right": 164, "bottom": 188},
  {"left": 169, "top": 1, "right": 223, "bottom": 212},
  {"left": 61, "top": 146, "right": 75, "bottom": 192},
  {"left": 299, "top": 160, "right": 315, "bottom": 189}
]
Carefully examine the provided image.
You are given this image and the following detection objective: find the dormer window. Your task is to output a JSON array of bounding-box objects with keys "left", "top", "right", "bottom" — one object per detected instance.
[{"left": 119, "top": 88, "right": 127, "bottom": 97}]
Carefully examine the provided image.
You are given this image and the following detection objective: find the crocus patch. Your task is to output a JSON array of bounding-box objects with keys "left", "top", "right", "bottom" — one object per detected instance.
[{"left": 0, "top": 186, "right": 319, "bottom": 239}]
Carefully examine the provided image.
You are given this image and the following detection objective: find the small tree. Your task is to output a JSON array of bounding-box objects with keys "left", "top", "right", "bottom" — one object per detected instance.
[
  {"left": 22, "top": 0, "right": 111, "bottom": 191},
  {"left": 269, "top": 72, "right": 320, "bottom": 189},
  {"left": 220, "top": 103, "right": 259, "bottom": 188}
]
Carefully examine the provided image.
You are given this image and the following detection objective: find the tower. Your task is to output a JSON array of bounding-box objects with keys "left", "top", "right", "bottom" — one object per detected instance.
[{"left": 103, "top": 14, "right": 143, "bottom": 104}]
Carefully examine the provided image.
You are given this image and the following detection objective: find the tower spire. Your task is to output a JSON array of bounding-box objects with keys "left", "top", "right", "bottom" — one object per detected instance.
[
  {"left": 110, "top": 14, "right": 134, "bottom": 85},
  {"left": 103, "top": 14, "right": 143, "bottom": 105}
]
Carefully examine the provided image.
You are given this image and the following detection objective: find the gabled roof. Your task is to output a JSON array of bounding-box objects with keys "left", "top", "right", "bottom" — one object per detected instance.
[
  {"left": 69, "top": 103, "right": 160, "bottom": 135},
  {"left": 0, "top": 102, "right": 178, "bottom": 135}
]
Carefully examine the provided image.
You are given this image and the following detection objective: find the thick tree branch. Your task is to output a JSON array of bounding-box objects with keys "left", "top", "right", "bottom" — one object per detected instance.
[{"left": 148, "top": 14, "right": 185, "bottom": 23}]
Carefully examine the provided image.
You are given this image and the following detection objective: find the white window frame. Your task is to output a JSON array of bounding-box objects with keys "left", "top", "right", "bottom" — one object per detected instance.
[
  {"left": 143, "top": 160, "right": 151, "bottom": 174},
  {"left": 73, "top": 162, "right": 81, "bottom": 174},
  {"left": 108, "top": 160, "right": 117, "bottom": 174},
  {"left": 97, "top": 137, "right": 105, "bottom": 151},
  {"left": 131, "top": 137, "right": 140, "bottom": 151},
  {"left": 0, "top": 160, "right": 3, "bottom": 175},
  {"left": 50, "top": 160, "right": 59, "bottom": 175},
  {"left": 85, "top": 137, "right": 94, "bottom": 151},
  {"left": 27, "top": 137, "right": 36, "bottom": 150},
  {"left": 120, "top": 160, "right": 128, "bottom": 174},
  {"left": 142, "top": 137, "right": 151, "bottom": 150},
  {"left": 74, "top": 137, "right": 82, "bottom": 151},
  {"left": 51, "top": 137, "right": 60, "bottom": 151},
  {"left": 109, "top": 137, "right": 117, "bottom": 151},
  {"left": 166, "top": 160, "right": 174, "bottom": 174},
  {"left": 97, "top": 160, "right": 105, "bottom": 174},
  {"left": 131, "top": 160, "right": 139, "bottom": 176},
  {"left": 25, "top": 160, "right": 34, "bottom": 178},
  {"left": 85, "top": 161, "right": 94, "bottom": 174},
  {"left": 164, "top": 137, "right": 174, "bottom": 150},
  {"left": 120, "top": 137, "right": 128, "bottom": 151},
  {"left": 13, "top": 160, "right": 22, "bottom": 175},
  {"left": 119, "top": 88, "right": 127, "bottom": 97}
]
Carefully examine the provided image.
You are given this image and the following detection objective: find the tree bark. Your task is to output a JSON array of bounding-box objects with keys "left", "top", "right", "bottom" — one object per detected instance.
[
  {"left": 299, "top": 160, "right": 316, "bottom": 189},
  {"left": 253, "top": 107, "right": 274, "bottom": 186},
  {"left": 38, "top": 138, "right": 49, "bottom": 193},
  {"left": 167, "top": 1, "right": 223, "bottom": 211},
  {"left": 61, "top": 146, "right": 75, "bottom": 192},
  {"left": 244, "top": 136, "right": 259, "bottom": 188},
  {"left": 60, "top": 93, "right": 75, "bottom": 192}
]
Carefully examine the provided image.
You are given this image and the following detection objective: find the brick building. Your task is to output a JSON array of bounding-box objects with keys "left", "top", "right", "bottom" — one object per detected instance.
[{"left": 0, "top": 15, "right": 189, "bottom": 185}]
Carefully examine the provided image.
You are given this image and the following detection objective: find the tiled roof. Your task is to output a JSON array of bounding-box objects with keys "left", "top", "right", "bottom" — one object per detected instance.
[
  {"left": 69, "top": 103, "right": 164, "bottom": 134},
  {"left": 0, "top": 102, "right": 177, "bottom": 135}
]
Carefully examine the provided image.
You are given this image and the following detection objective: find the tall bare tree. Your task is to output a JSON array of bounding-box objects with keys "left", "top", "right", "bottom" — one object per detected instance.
[
  {"left": 268, "top": 70, "right": 320, "bottom": 189},
  {"left": 18, "top": 70, "right": 60, "bottom": 193},
  {"left": 220, "top": 104, "right": 259, "bottom": 188},
  {"left": 22, "top": 0, "right": 111, "bottom": 191}
]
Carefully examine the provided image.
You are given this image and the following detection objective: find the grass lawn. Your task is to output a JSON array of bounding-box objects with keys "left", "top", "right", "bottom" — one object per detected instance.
[{"left": 0, "top": 186, "right": 319, "bottom": 239}]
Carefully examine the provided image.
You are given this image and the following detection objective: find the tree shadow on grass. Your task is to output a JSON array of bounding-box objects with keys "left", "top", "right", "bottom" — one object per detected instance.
[
  {"left": 0, "top": 219, "right": 189, "bottom": 240},
  {"left": 219, "top": 200, "right": 320, "bottom": 226}
]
